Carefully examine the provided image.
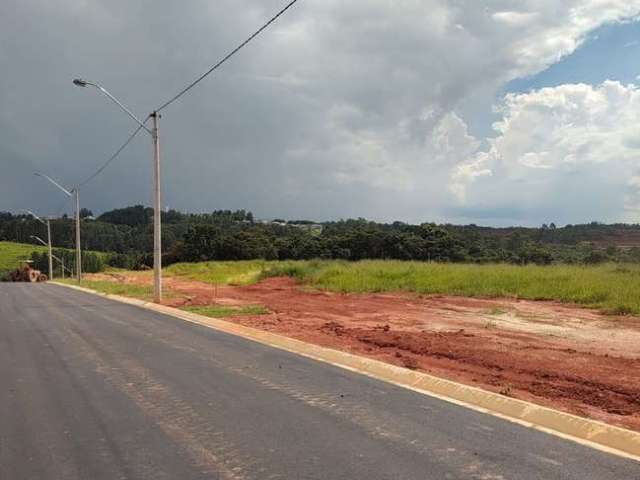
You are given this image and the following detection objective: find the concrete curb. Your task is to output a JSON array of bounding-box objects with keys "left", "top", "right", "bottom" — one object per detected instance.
[{"left": 52, "top": 281, "right": 640, "bottom": 462}]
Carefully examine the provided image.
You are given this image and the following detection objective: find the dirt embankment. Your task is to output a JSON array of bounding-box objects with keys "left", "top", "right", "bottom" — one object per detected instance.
[{"left": 90, "top": 273, "right": 640, "bottom": 432}]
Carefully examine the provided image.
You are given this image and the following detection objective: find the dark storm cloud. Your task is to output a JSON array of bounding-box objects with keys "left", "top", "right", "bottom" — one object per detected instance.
[{"left": 1, "top": 0, "right": 638, "bottom": 225}]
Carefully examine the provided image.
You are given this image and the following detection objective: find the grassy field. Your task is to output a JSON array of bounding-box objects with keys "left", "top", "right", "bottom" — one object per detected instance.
[
  {"left": 1, "top": 241, "right": 114, "bottom": 280},
  {"left": 57, "top": 279, "right": 159, "bottom": 300},
  {"left": 45, "top": 258, "right": 640, "bottom": 315},
  {"left": 0, "top": 241, "right": 47, "bottom": 277},
  {"left": 165, "top": 260, "right": 640, "bottom": 315},
  {"left": 56, "top": 274, "right": 267, "bottom": 316},
  {"left": 181, "top": 304, "right": 269, "bottom": 318},
  {"left": 166, "top": 261, "right": 271, "bottom": 286}
]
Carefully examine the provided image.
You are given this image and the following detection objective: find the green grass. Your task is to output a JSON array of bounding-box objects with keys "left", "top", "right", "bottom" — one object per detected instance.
[
  {"left": 166, "top": 261, "right": 272, "bottom": 286},
  {"left": 164, "top": 259, "right": 328, "bottom": 286},
  {"left": 261, "top": 260, "right": 640, "bottom": 315},
  {"left": 174, "top": 259, "right": 638, "bottom": 316},
  {"left": 0, "top": 241, "right": 110, "bottom": 279},
  {"left": 159, "top": 259, "right": 640, "bottom": 314},
  {"left": 58, "top": 279, "right": 157, "bottom": 300},
  {"left": 181, "top": 304, "right": 269, "bottom": 318},
  {"left": 0, "top": 241, "right": 47, "bottom": 277},
  {"left": 58, "top": 258, "right": 640, "bottom": 316}
]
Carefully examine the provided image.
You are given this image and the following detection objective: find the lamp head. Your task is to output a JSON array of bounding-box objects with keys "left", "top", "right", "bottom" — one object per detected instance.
[{"left": 73, "top": 78, "right": 88, "bottom": 87}]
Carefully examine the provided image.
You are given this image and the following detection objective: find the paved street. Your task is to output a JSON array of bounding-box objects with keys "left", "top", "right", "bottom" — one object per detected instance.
[{"left": 0, "top": 283, "right": 638, "bottom": 479}]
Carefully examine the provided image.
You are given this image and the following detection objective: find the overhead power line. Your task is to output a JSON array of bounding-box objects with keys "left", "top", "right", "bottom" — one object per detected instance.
[
  {"left": 69, "top": 1, "right": 300, "bottom": 191},
  {"left": 156, "top": 0, "right": 301, "bottom": 113},
  {"left": 78, "top": 119, "right": 149, "bottom": 188}
]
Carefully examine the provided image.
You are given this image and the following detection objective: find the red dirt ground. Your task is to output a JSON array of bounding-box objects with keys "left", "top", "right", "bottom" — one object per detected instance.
[{"left": 90, "top": 273, "right": 640, "bottom": 432}]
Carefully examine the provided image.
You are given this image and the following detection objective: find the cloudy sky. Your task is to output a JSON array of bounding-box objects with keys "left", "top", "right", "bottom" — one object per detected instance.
[{"left": 2, "top": 1, "right": 640, "bottom": 226}]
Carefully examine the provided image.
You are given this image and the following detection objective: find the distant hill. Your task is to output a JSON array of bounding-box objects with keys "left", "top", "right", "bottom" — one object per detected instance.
[{"left": 447, "top": 223, "right": 640, "bottom": 249}]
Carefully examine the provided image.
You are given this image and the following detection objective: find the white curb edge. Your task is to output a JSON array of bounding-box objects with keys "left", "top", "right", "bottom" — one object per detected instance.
[{"left": 52, "top": 281, "right": 640, "bottom": 463}]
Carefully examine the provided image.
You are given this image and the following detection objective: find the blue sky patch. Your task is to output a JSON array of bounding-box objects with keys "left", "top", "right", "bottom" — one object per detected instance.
[{"left": 506, "top": 21, "right": 640, "bottom": 94}]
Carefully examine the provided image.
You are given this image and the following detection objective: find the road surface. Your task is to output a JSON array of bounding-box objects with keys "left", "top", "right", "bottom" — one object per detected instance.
[{"left": 0, "top": 283, "right": 638, "bottom": 479}]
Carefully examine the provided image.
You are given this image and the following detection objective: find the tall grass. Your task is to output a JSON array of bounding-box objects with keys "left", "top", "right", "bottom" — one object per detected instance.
[
  {"left": 166, "top": 261, "right": 271, "bottom": 286},
  {"left": 159, "top": 259, "right": 640, "bottom": 315},
  {"left": 263, "top": 260, "right": 640, "bottom": 315}
]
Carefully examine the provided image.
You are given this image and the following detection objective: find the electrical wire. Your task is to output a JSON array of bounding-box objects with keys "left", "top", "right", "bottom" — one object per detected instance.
[
  {"left": 77, "top": 119, "right": 149, "bottom": 188},
  {"left": 155, "top": 0, "right": 301, "bottom": 113},
  {"left": 65, "top": 1, "right": 300, "bottom": 191}
]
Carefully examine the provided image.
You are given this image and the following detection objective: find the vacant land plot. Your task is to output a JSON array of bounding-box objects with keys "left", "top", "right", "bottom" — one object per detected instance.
[
  {"left": 164, "top": 260, "right": 640, "bottom": 315},
  {"left": 78, "top": 261, "right": 640, "bottom": 432},
  {"left": 166, "top": 260, "right": 269, "bottom": 286}
]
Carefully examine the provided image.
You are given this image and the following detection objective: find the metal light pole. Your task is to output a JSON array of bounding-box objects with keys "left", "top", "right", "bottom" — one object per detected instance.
[
  {"left": 34, "top": 173, "right": 81, "bottom": 283},
  {"left": 74, "top": 189, "right": 81, "bottom": 282},
  {"left": 59, "top": 256, "right": 66, "bottom": 279},
  {"left": 47, "top": 220, "right": 52, "bottom": 279},
  {"left": 32, "top": 235, "right": 69, "bottom": 280},
  {"left": 73, "top": 78, "right": 162, "bottom": 302},
  {"left": 150, "top": 112, "right": 162, "bottom": 301},
  {"left": 25, "top": 210, "right": 53, "bottom": 280}
]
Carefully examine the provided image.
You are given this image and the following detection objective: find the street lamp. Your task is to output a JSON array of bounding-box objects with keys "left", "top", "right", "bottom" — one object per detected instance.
[
  {"left": 34, "top": 172, "right": 82, "bottom": 283},
  {"left": 24, "top": 210, "right": 53, "bottom": 281},
  {"left": 73, "top": 78, "right": 162, "bottom": 302},
  {"left": 30, "top": 236, "right": 69, "bottom": 279}
]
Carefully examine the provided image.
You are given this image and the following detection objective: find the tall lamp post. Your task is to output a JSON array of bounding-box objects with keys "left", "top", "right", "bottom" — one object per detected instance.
[
  {"left": 30, "top": 235, "right": 69, "bottom": 279},
  {"left": 72, "top": 78, "right": 162, "bottom": 302},
  {"left": 34, "top": 173, "right": 81, "bottom": 283},
  {"left": 24, "top": 210, "right": 53, "bottom": 281}
]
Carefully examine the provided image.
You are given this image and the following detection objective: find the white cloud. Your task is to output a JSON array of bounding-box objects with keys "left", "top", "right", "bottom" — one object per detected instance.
[
  {"left": 486, "top": 3, "right": 640, "bottom": 79},
  {"left": 272, "top": 1, "right": 640, "bottom": 186},
  {"left": 1, "top": 0, "right": 640, "bottom": 224},
  {"left": 452, "top": 81, "right": 640, "bottom": 219},
  {"left": 492, "top": 11, "right": 540, "bottom": 27}
]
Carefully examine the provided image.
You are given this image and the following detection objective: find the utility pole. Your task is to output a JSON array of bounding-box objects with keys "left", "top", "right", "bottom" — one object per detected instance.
[
  {"left": 35, "top": 241, "right": 69, "bottom": 279},
  {"left": 70, "top": 3, "right": 300, "bottom": 300},
  {"left": 74, "top": 189, "right": 82, "bottom": 283},
  {"left": 26, "top": 210, "right": 53, "bottom": 280},
  {"left": 51, "top": 254, "right": 69, "bottom": 279},
  {"left": 34, "top": 173, "right": 81, "bottom": 283},
  {"left": 46, "top": 219, "right": 53, "bottom": 281},
  {"left": 73, "top": 79, "right": 161, "bottom": 301},
  {"left": 151, "top": 112, "right": 162, "bottom": 302}
]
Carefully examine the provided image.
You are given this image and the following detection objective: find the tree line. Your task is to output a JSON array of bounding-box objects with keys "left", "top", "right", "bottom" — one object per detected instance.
[{"left": 2, "top": 206, "right": 640, "bottom": 268}]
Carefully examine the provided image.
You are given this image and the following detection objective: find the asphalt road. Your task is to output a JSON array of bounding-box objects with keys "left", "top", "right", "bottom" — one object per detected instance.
[{"left": 0, "top": 283, "right": 638, "bottom": 479}]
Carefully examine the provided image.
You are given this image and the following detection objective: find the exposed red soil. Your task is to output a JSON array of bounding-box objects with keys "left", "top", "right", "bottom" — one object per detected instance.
[{"left": 89, "top": 273, "right": 640, "bottom": 432}]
